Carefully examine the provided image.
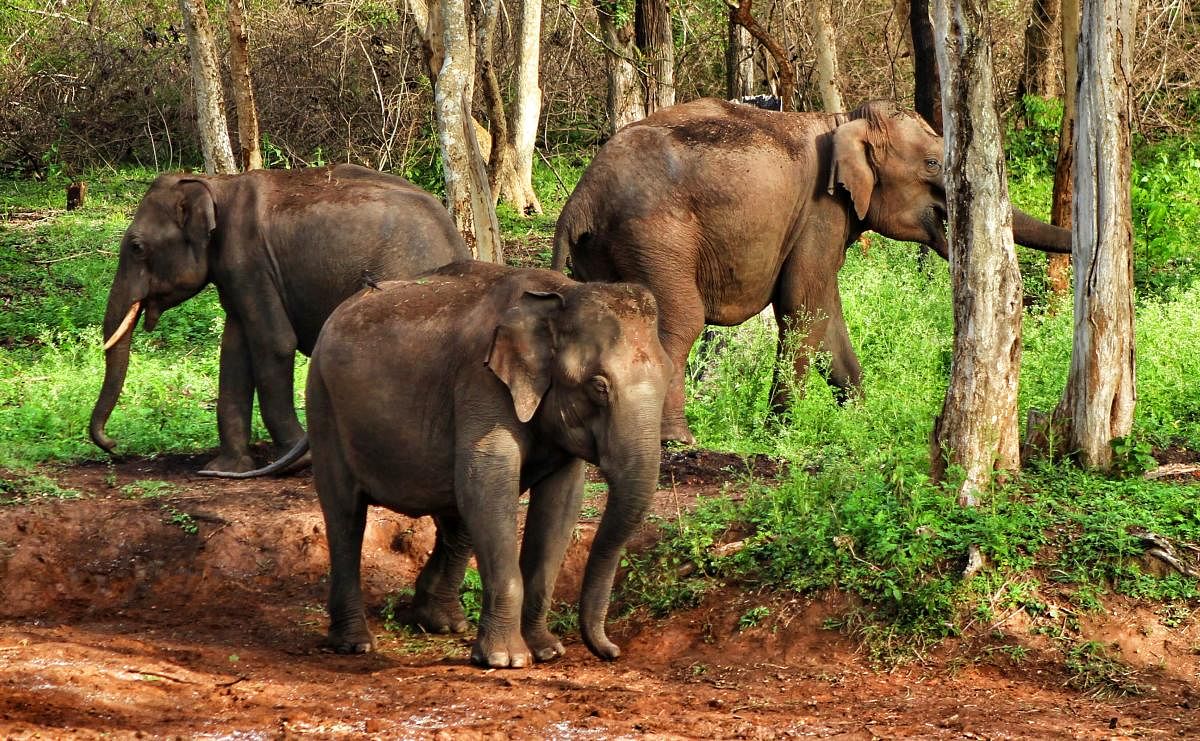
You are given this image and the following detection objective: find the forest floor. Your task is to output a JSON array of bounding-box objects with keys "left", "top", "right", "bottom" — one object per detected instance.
[{"left": 1, "top": 450, "right": 1199, "bottom": 739}]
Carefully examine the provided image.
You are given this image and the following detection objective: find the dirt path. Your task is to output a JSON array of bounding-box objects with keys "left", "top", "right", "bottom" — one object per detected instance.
[{"left": 1, "top": 453, "right": 1197, "bottom": 739}]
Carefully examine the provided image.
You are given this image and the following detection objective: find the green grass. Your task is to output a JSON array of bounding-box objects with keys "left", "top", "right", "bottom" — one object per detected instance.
[{"left": 3, "top": 144, "right": 1200, "bottom": 670}]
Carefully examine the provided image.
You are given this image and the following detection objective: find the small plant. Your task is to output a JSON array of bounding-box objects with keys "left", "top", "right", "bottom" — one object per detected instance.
[
  {"left": 1063, "top": 641, "right": 1146, "bottom": 698},
  {"left": 0, "top": 474, "right": 81, "bottom": 504},
  {"left": 737, "top": 605, "right": 771, "bottom": 631},
  {"left": 1111, "top": 436, "right": 1157, "bottom": 477},
  {"left": 161, "top": 505, "right": 199, "bottom": 535},
  {"left": 460, "top": 567, "right": 483, "bottom": 625},
  {"left": 119, "top": 479, "right": 177, "bottom": 498}
]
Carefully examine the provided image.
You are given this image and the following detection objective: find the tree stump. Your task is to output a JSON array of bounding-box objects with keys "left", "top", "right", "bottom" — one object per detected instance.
[{"left": 66, "top": 181, "right": 87, "bottom": 210}]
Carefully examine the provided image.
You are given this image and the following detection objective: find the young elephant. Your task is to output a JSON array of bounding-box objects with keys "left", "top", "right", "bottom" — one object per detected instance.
[
  {"left": 215, "top": 261, "right": 671, "bottom": 667},
  {"left": 90, "top": 164, "right": 469, "bottom": 473}
]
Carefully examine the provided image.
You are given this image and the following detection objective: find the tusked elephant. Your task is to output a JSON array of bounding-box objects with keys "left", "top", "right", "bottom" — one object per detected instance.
[
  {"left": 90, "top": 164, "right": 470, "bottom": 473},
  {"left": 551, "top": 98, "right": 1072, "bottom": 444},
  {"left": 202, "top": 261, "right": 671, "bottom": 668}
]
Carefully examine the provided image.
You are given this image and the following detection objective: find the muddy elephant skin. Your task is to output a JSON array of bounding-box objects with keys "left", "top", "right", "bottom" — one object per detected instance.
[
  {"left": 215, "top": 261, "right": 671, "bottom": 668},
  {"left": 552, "top": 98, "right": 1072, "bottom": 443},
  {"left": 89, "top": 164, "right": 470, "bottom": 472}
]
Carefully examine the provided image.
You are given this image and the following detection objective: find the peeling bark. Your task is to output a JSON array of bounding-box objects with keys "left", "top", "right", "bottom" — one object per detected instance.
[
  {"left": 1048, "top": 0, "right": 1080, "bottom": 296},
  {"left": 596, "top": 0, "right": 646, "bottom": 134},
  {"left": 637, "top": 0, "right": 675, "bottom": 113},
  {"left": 497, "top": 0, "right": 544, "bottom": 215},
  {"left": 930, "top": 0, "right": 1023, "bottom": 501},
  {"left": 226, "top": 0, "right": 262, "bottom": 171},
  {"left": 1051, "top": 0, "right": 1137, "bottom": 471},
  {"left": 726, "top": 11, "right": 754, "bottom": 99},
  {"left": 178, "top": 0, "right": 236, "bottom": 174},
  {"left": 809, "top": 0, "right": 844, "bottom": 112}
]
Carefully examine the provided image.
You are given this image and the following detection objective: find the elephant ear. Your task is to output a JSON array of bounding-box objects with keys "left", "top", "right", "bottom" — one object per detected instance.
[
  {"left": 175, "top": 179, "right": 216, "bottom": 250},
  {"left": 486, "top": 291, "right": 564, "bottom": 423},
  {"left": 828, "top": 118, "right": 876, "bottom": 221}
]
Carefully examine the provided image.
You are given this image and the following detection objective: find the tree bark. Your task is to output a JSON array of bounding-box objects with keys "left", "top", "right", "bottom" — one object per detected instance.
[
  {"left": 225, "top": 0, "right": 262, "bottom": 171},
  {"left": 911, "top": 0, "right": 942, "bottom": 133},
  {"left": 729, "top": 0, "right": 794, "bottom": 111},
  {"left": 1050, "top": 0, "right": 1136, "bottom": 471},
  {"left": 809, "top": 0, "right": 844, "bottom": 112},
  {"left": 596, "top": 0, "right": 646, "bottom": 135},
  {"left": 726, "top": 10, "right": 754, "bottom": 99},
  {"left": 429, "top": 0, "right": 502, "bottom": 262},
  {"left": 178, "top": 0, "right": 237, "bottom": 174},
  {"left": 1017, "top": 0, "right": 1061, "bottom": 104},
  {"left": 497, "top": 0, "right": 544, "bottom": 215},
  {"left": 636, "top": 0, "right": 675, "bottom": 113},
  {"left": 1047, "top": 0, "right": 1080, "bottom": 295},
  {"left": 930, "top": 0, "right": 1023, "bottom": 502},
  {"left": 477, "top": 0, "right": 510, "bottom": 203}
]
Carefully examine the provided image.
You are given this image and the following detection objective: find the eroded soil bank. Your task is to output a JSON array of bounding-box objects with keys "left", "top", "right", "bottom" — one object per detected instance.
[{"left": 1, "top": 452, "right": 1198, "bottom": 738}]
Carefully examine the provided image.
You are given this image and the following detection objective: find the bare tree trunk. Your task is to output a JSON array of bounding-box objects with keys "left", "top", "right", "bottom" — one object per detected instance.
[
  {"left": 1050, "top": 0, "right": 1136, "bottom": 471},
  {"left": 477, "top": 0, "right": 510, "bottom": 202},
  {"left": 911, "top": 0, "right": 942, "bottom": 133},
  {"left": 930, "top": 0, "right": 1023, "bottom": 502},
  {"left": 596, "top": 0, "right": 646, "bottom": 134},
  {"left": 1048, "top": 0, "right": 1080, "bottom": 296},
  {"left": 809, "top": 0, "right": 844, "bottom": 112},
  {"left": 636, "top": 0, "right": 675, "bottom": 113},
  {"left": 726, "top": 11, "right": 754, "bottom": 99},
  {"left": 730, "top": 0, "right": 795, "bottom": 111},
  {"left": 1017, "top": 0, "right": 1061, "bottom": 105},
  {"left": 225, "top": 0, "right": 262, "bottom": 171},
  {"left": 178, "top": 0, "right": 237, "bottom": 174},
  {"left": 422, "top": 0, "right": 502, "bottom": 262},
  {"left": 497, "top": 0, "right": 543, "bottom": 215}
]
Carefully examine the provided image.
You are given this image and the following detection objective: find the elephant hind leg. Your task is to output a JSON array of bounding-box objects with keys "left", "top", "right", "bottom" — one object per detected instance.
[{"left": 410, "top": 514, "right": 472, "bottom": 634}]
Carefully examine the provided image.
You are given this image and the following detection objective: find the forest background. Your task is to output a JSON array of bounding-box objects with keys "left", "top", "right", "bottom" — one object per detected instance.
[{"left": 3, "top": 0, "right": 1200, "bottom": 664}]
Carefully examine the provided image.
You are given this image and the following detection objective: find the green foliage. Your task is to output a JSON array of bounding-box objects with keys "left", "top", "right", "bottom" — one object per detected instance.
[
  {"left": 737, "top": 605, "right": 771, "bottom": 631},
  {"left": 119, "top": 479, "right": 178, "bottom": 499},
  {"left": 1006, "top": 96, "right": 1064, "bottom": 178},
  {"left": 1130, "top": 141, "right": 1200, "bottom": 297},
  {"left": 161, "top": 504, "right": 199, "bottom": 535},
  {"left": 0, "top": 473, "right": 82, "bottom": 505},
  {"left": 1063, "top": 641, "right": 1146, "bottom": 698},
  {"left": 460, "top": 567, "right": 484, "bottom": 625}
]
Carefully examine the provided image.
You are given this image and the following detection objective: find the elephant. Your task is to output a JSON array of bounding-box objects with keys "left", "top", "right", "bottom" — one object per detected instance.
[
  {"left": 89, "top": 164, "right": 470, "bottom": 473},
  {"left": 551, "top": 98, "right": 1072, "bottom": 444},
  {"left": 203, "top": 261, "right": 672, "bottom": 668}
]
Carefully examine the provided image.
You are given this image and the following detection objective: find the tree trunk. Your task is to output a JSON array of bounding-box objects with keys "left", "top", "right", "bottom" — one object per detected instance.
[
  {"left": 477, "top": 0, "right": 510, "bottom": 203},
  {"left": 178, "top": 0, "right": 237, "bottom": 174},
  {"left": 225, "top": 0, "right": 262, "bottom": 171},
  {"left": 726, "top": 11, "right": 754, "bottom": 99},
  {"left": 1017, "top": 0, "right": 1061, "bottom": 104},
  {"left": 1050, "top": 0, "right": 1136, "bottom": 471},
  {"left": 730, "top": 0, "right": 795, "bottom": 111},
  {"left": 596, "top": 0, "right": 646, "bottom": 135},
  {"left": 911, "top": 0, "right": 942, "bottom": 133},
  {"left": 1048, "top": 0, "right": 1080, "bottom": 296},
  {"left": 497, "top": 0, "right": 544, "bottom": 215},
  {"left": 930, "top": 0, "right": 1023, "bottom": 502},
  {"left": 809, "top": 0, "right": 844, "bottom": 112},
  {"left": 636, "top": 0, "right": 675, "bottom": 113},
  {"left": 432, "top": 0, "right": 503, "bottom": 262}
]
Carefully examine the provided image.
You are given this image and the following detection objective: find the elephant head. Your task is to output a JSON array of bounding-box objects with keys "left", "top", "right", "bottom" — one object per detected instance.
[
  {"left": 827, "top": 100, "right": 1070, "bottom": 258},
  {"left": 90, "top": 175, "right": 217, "bottom": 455},
  {"left": 487, "top": 282, "right": 671, "bottom": 660}
]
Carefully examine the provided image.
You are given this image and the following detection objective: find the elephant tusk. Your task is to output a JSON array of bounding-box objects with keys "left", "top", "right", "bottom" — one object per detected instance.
[{"left": 102, "top": 301, "right": 141, "bottom": 351}]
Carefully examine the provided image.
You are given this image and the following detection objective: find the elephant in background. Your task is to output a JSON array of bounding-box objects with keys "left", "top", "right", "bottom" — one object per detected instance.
[
  {"left": 90, "top": 164, "right": 470, "bottom": 472},
  {"left": 207, "top": 261, "right": 671, "bottom": 668},
  {"left": 552, "top": 98, "right": 1072, "bottom": 444}
]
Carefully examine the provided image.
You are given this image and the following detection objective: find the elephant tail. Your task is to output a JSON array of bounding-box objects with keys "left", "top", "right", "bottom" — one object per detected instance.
[{"left": 197, "top": 436, "right": 310, "bottom": 479}]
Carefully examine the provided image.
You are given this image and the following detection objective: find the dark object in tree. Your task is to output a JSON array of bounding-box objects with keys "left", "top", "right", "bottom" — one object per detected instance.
[
  {"left": 733, "top": 94, "right": 782, "bottom": 111},
  {"left": 727, "top": 0, "right": 794, "bottom": 111},
  {"left": 66, "top": 181, "right": 87, "bottom": 210},
  {"left": 910, "top": 0, "right": 942, "bottom": 134}
]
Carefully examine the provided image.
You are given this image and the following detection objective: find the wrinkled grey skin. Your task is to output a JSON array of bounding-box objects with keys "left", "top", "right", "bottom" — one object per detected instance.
[
  {"left": 89, "top": 164, "right": 469, "bottom": 472},
  {"left": 552, "top": 98, "right": 1072, "bottom": 444},
  {"left": 207, "top": 261, "right": 671, "bottom": 668}
]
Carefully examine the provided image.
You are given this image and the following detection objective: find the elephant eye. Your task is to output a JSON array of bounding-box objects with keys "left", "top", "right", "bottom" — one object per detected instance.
[
  {"left": 129, "top": 241, "right": 145, "bottom": 256},
  {"left": 925, "top": 158, "right": 941, "bottom": 172},
  {"left": 588, "top": 375, "right": 611, "bottom": 404}
]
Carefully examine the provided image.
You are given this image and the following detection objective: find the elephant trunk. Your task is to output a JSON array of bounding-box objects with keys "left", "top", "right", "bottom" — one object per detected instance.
[
  {"left": 1011, "top": 207, "right": 1071, "bottom": 254},
  {"left": 89, "top": 289, "right": 142, "bottom": 454},
  {"left": 579, "top": 406, "right": 660, "bottom": 661}
]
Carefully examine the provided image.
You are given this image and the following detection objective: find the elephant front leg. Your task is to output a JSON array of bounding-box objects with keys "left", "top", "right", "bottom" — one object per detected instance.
[
  {"left": 207, "top": 316, "right": 256, "bottom": 473},
  {"left": 519, "top": 459, "right": 586, "bottom": 662},
  {"left": 457, "top": 429, "right": 531, "bottom": 668},
  {"left": 410, "top": 514, "right": 472, "bottom": 634}
]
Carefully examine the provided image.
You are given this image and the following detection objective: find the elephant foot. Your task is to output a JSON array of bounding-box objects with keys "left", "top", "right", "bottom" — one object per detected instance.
[
  {"left": 470, "top": 631, "right": 533, "bottom": 669},
  {"left": 323, "top": 616, "right": 376, "bottom": 654},
  {"left": 202, "top": 451, "right": 256, "bottom": 474},
  {"left": 522, "top": 627, "right": 566, "bottom": 662},
  {"left": 660, "top": 417, "right": 696, "bottom": 446},
  {"left": 410, "top": 598, "right": 470, "bottom": 635}
]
